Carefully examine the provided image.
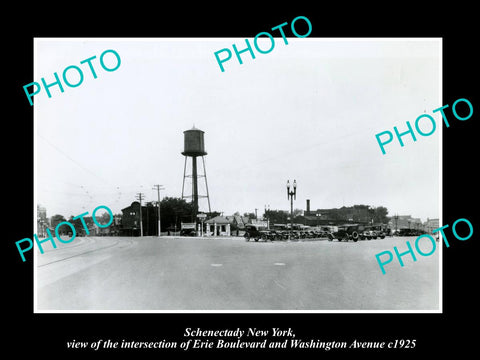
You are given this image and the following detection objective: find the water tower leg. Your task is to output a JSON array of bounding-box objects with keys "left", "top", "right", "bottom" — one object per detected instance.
[
  {"left": 192, "top": 156, "right": 198, "bottom": 218},
  {"left": 202, "top": 156, "right": 211, "bottom": 213},
  {"left": 181, "top": 156, "right": 187, "bottom": 199}
]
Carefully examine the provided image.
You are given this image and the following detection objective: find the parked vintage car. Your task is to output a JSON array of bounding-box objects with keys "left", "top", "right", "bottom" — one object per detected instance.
[
  {"left": 329, "top": 224, "right": 365, "bottom": 242},
  {"left": 264, "top": 229, "right": 285, "bottom": 241},
  {"left": 370, "top": 225, "right": 386, "bottom": 239},
  {"left": 244, "top": 224, "right": 270, "bottom": 242},
  {"left": 360, "top": 226, "right": 376, "bottom": 240},
  {"left": 245, "top": 224, "right": 342, "bottom": 242},
  {"left": 180, "top": 228, "right": 197, "bottom": 236},
  {"left": 398, "top": 228, "right": 423, "bottom": 236},
  {"left": 360, "top": 228, "right": 372, "bottom": 240}
]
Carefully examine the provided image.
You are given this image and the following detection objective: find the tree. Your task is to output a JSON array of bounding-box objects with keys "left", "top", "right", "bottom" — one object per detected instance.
[
  {"left": 318, "top": 205, "right": 390, "bottom": 224},
  {"left": 373, "top": 206, "right": 389, "bottom": 224},
  {"left": 208, "top": 211, "right": 222, "bottom": 219},
  {"left": 96, "top": 211, "right": 112, "bottom": 226},
  {"left": 68, "top": 214, "right": 94, "bottom": 236},
  {"left": 160, "top": 197, "right": 196, "bottom": 231},
  {"left": 264, "top": 209, "right": 288, "bottom": 225},
  {"left": 50, "top": 214, "right": 66, "bottom": 230},
  {"left": 293, "top": 208, "right": 304, "bottom": 217},
  {"left": 244, "top": 212, "right": 256, "bottom": 220}
]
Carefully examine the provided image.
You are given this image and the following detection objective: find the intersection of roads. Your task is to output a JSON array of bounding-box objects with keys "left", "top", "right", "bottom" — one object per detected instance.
[{"left": 36, "top": 235, "right": 439, "bottom": 311}]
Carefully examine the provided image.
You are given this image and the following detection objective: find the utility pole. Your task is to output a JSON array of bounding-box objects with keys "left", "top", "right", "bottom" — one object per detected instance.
[
  {"left": 136, "top": 192, "right": 144, "bottom": 236},
  {"left": 265, "top": 204, "right": 270, "bottom": 229},
  {"left": 394, "top": 214, "right": 399, "bottom": 236},
  {"left": 153, "top": 185, "right": 165, "bottom": 237}
]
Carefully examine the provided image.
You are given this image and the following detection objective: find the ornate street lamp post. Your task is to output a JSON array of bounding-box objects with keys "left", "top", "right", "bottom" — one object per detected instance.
[{"left": 287, "top": 180, "right": 297, "bottom": 240}]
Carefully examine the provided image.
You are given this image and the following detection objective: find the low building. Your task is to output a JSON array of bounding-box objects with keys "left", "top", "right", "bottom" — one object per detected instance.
[
  {"left": 389, "top": 215, "right": 424, "bottom": 233},
  {"left": 410, "top": 217, "right": 424, "bottom": 231},
  {"left": 37, "top": 205, "right": 48, "bottom": 238},
  {"left": 227, "top": 215, "right": 249, "bottom": 230},
  {"left": 424, "top": 218, "right": 440, "bottom": 234},
  {"left": 205, "top": 216, "right": 231, "bottom": 236}
]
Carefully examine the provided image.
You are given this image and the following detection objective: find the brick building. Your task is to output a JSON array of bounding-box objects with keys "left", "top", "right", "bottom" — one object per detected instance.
[
  {"left": 424, "top": 218, "right": 440, "bottom": 234},
  {"left": 120, "top": 201, "right": 158, "bottom": 236}
]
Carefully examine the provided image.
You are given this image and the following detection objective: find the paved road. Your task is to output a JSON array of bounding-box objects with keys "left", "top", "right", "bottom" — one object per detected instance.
[{"left": 36, "top": 236, "right": 439, "bottom": 311}]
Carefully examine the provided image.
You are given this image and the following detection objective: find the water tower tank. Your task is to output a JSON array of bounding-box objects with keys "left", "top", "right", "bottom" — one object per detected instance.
[{"left": 182, "top": 126, "right": 207, "bottom": 156}]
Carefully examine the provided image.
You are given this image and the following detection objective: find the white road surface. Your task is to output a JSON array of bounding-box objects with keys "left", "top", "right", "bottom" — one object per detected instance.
[{"left": 35, "top": 236, "right": 440, "bottom": 311}]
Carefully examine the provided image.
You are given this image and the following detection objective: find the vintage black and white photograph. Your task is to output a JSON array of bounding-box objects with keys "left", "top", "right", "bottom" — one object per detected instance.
[{"left": 33, "top": 37, "right": 441, "bottom": 312}]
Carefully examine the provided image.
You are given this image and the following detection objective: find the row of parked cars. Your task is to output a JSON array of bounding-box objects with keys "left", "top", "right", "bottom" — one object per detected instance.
[
  {"left": 244, "top": 227, "right": 332, "bottom": 241},
  {"left": 244, "top": 224, "right": 387, "bottom": 242},
  {"left": 395, "top": 228, "right": 425, "bottom": 237},
  {"left": 331, "top": 224, "right": 386, "bottom": 242}
]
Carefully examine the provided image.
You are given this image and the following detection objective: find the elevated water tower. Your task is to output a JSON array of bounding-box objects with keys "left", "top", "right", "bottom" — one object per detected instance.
[{"left": 181, "top": 126, "right": 211, "bottom": 217}]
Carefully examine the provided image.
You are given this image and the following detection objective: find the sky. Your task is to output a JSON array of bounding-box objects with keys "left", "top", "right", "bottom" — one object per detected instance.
[{"left": 35, "top": 38, "right": 441, "bottom": 222}]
